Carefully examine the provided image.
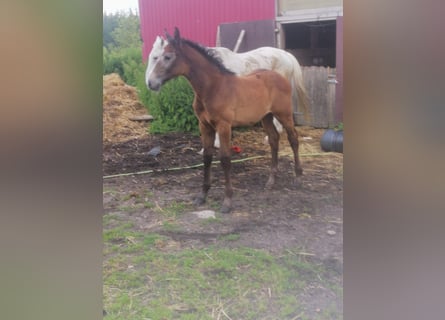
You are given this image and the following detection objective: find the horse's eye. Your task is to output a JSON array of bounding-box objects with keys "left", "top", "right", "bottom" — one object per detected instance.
[
  {"left": 164, "top": 55, "right": 171, "bottom": 61},
  {"left": 153, "top": 56, "right": 158, "bottom": 61}
]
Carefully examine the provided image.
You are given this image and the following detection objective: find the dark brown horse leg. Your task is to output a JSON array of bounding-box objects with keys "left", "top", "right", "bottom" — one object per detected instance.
[
  {"left": 217, "top": 124, "right": 233, "bottom": 213},
  {"left": 262, "top": 113, "right": 279, "bottom": 189},
  {"left": 194, "top": 122, "right": 215, "bottom": 206},
  {"left": 281, "top": 118, "right": 303, "bottom": 187}
]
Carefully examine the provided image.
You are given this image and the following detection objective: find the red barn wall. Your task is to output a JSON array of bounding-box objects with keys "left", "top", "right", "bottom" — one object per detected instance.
[{"left": 138, "top": 0, "right": 275, "bottom": 61}]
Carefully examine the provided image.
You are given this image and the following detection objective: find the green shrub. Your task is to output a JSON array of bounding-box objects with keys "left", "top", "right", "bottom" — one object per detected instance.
[
  {"left": 103, "top": 46, "right": 144, "bottom": 87},
  {"left": 122, "top": 55, "right": 145, "bottom": 87},
  {"left": 334, "top": 122, "right": 344, "bottom": 131},
  {"left": 137, "top": 77, "right": 199, "bottom": 134}
]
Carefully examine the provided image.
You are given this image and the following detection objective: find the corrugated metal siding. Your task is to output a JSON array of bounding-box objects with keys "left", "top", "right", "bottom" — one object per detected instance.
[{"left": 138, "top": 0, "right": 275, "bottom": 61}]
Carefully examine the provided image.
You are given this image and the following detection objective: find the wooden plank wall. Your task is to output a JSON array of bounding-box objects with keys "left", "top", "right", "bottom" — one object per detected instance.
[{"left": 296, "top": 66, "right": 337, "bottom": 128}]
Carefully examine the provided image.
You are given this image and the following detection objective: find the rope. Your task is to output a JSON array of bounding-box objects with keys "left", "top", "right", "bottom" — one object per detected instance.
[{"left": 103, "top": 153, "right": 332, "bottom": 179}]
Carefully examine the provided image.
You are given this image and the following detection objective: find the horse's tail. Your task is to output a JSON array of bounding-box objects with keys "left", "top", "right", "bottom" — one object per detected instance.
[{"left": 290, "top": 56, "right": 311, "bottom": 124}]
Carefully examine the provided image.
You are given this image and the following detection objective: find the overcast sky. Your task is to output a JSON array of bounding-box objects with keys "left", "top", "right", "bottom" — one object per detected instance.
[{"left": 103, "top": 0, "right": 139, "bottom": 13}]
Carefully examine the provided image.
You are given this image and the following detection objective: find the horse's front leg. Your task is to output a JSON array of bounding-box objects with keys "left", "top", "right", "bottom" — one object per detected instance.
[
  {"left": 194, "top": 122, "right": 215, "bottom": 206},
  {"left": 217, "top": 124, "right": 233, "bottom": 213}
]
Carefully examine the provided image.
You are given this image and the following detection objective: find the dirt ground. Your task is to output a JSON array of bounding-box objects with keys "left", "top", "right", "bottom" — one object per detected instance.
[
  {"left": 103, "top": 127, "right": 343, "bottom": 258},
  {"left": 103, "top": 74, "right": 343, "bottom": 318}
]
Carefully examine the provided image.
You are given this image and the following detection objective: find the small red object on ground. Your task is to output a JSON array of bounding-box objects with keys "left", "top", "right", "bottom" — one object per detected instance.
[{"left": 231, "top": 145, "right": 242, "bottom": 153}]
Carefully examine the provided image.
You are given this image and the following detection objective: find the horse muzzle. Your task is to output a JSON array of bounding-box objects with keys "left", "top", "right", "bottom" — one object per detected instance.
[{"left": 148, "top": 79, "right": 162, "bottom": 92}]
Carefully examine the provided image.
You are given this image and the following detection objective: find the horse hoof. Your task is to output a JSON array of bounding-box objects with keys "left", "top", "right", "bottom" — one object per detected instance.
[
  {"left": 293, "top": 179, "right": 303, "bottom": 189},
  {"left": 221, "top": 198, "right": 232, "bottom": 214},
  {"left": 220, "top": 205, "right": 232, "bottom": 214},
  {"left": 264, "top": 183, "right": 273, "bottom": 190},
  {"left": 193, "top": 195, "right": 206, "bottom": 206},
  {"left": 265, "top": 179, "right": 275, "bottom": 190}
]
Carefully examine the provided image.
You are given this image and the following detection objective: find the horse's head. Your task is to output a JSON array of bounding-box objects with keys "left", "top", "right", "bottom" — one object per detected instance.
[
  {"left": 145, "top": 36, "right": 167, "bottom": 89},
  {"left": 147, "top": 28, "right": 186, "bottom": 91}
]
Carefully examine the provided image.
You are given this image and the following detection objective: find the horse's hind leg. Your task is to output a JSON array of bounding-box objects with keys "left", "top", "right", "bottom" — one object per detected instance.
[
  {"left": 286, "top": 121, "right": 303, "bottom": 185},
  {"left": 275, "top": 115, "right": 303, "bottom": 186},
  {"left": 194, "top": 122, "right": 215, "bottom": 206},
  {"left": 262, "top": 113, "right": 279, "bottom": 189}
]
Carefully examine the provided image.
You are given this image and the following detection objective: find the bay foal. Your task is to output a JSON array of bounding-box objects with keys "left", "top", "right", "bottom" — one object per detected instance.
[{"left": 147, "top": 28, "right": 302, "bottom": 213}]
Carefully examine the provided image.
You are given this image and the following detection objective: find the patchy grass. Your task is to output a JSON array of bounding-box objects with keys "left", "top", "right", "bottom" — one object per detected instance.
[
  {"left": 155, "top": 200, "right": 191, "bottom": 218},
  {"left": 219, "top": 233, "right": 241, "bottom": 241},
  {"left": 103, "top": 216, "right": 341, "bottom": 319}
]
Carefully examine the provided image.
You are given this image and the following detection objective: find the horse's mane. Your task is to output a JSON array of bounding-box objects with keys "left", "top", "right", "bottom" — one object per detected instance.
[{"left": 181, "top": 39, "right": 235, "bottom": 75}]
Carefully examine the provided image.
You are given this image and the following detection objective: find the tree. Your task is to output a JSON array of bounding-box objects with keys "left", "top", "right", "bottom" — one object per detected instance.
[
  {"left": 103, "top": 13, "right": 119, "bottom": 49},
  {"left": 103, "top": 11, "right": 144, "bottom": 86},
  {"left": 111, "top": 11, "right": 141, "bottom": 49}
]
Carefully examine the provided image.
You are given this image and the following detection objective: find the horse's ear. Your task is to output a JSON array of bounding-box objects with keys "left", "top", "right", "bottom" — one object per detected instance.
[
  {"left": 164, "top": 29, "right": 175, "bottom": 45},
  {"left": 174, "top": 27, "right": 181, "bottom": 41},
  {"left": 154, "top": 36, "right": 165, "bottom": 47},
  {"left": 165, "top": 28, "right": 182, "bottom": 48}
]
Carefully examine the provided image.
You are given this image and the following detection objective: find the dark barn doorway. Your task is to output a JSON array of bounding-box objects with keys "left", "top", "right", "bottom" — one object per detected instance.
[{"left": 283, "top": 20, "right": 336, "bottom": 67}]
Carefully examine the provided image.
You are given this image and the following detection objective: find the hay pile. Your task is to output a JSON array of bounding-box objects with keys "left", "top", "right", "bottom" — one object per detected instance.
[{"left": 103, "top": 73, "right": 150, "bottom": 144}]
